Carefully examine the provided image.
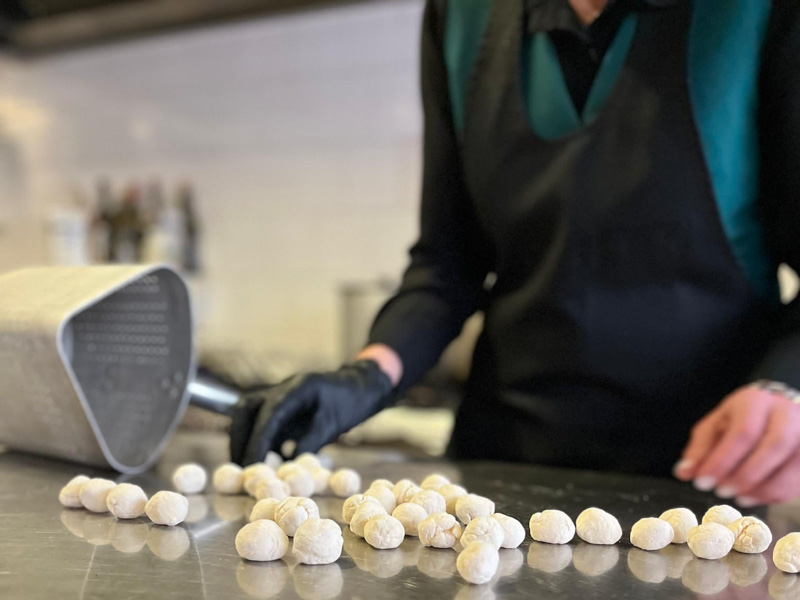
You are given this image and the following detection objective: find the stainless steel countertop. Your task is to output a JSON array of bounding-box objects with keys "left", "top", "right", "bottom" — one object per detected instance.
[{"left": 1, "top": 431, "right": 797, "bottom": 600}]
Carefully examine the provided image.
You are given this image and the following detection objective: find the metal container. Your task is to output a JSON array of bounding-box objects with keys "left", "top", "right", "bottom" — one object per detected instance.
[{"left": 0, "top": 265, "right": 195, "bottom": 473}]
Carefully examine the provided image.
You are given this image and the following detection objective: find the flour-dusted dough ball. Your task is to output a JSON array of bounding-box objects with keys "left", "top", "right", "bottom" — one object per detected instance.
[
  {"left": 365, "top": 485, "right": 397, "bottom": 514},
  {"left": 342, "top": 494, "right": 381, "bottom": 524},
  {"left": 292, "top": 517, "right": 343, "bottom": 564},
  {"left": 491, "top": 513, "right": 525, "bottom": 549},
  {"left": 364, "top": 514, "right": 405, "bottom": 550},
  {"left": 145, "top": 491, "right": 189, "bottom": 526},
  {"left": 250, "top": 498, "right": 280, "bottom": 522},
  {"left": 59, "top": 475, "right": 90, "bottom": 508},
  {"left": 79, "top": 478, "right": 117, "bottom": 513},
  {"left": 370, "top": 479, "right": 395, "bottom": 491},
  {"left": 529, "top": 510, "right": 575, "bottom": 545},
  {"left": 727, "top": 516, "right": 772, "bottom": 554},
  {"left": 329, "top": 469, "right": 361, "bottom": 498},
  {"left": 439, "top": 484, "right": 468, "bottom": 515},
  {"left": 255, "top": 478, "right": 291, "bottom": 501},
  {"left": 392, "top": 502, "right": 428, "bottom": 537},
  {"left": 702, "top": 504, "right": 743, "bottom": 526},
  {"left": 350, "top": 500, "right": 387, "bottom": 538},
  {"left": 236, "top": 519, "right": 289, "bottom": 562},
  {"left": 456, "top": 494, "right": 495, "bottom": 525},
  {"left": 659, "top": 508, "right": 698, "bottom": 544},
  {"left": 421, "top": 474, "right": 450, "bottom": 492},
  {"left": 410, "top": 489, "right": 446, "bottom": 516},
  {"left": 774, "top": 533, "right": 800, "bottom": 573},
  {"left": 419, "top": 511, "right": 462, "bottom": 548},
  {"left": 393, "top": 479, "right": 422, "bottom": 505},
  {"left": 576, "top": 507, "right": 622, "bottom": 545},
  {"left": 172, "top": 463, "right": 208, "bottom": 495},
  {"left": 687, "top": 522, "right": 735, "bottom": 560},
  {"left": 243, "top": 464, "right": 276, "bottom": 497},
  {"left": 310, "top": 467, "right": 331, "bottom": 496},
  {"left": 274, "top": 497, "right": 319, "bottom": 537},
  {"left": 457, "top": 541, "right": 500, "bottom": 585},
  {"left": 106, "top": 483, "right": 148, "bottom": 519},
  {"left": 461, "top": 516, "right": 505, "bottom": 550},
  {"left": 295, "top": 453, "right": 322, "bottom": 471},
  {"left": 630, "top": 518, "right": 674, "bottom": 551},
  {"left": 277, "top": 464, "right": 315, "bottom": 498},
  {"left": 265, "top": 451, "right": 284, "bottom": 470},
  {"left": 213, "top": 463, "right": 244, "bottom": 495}
]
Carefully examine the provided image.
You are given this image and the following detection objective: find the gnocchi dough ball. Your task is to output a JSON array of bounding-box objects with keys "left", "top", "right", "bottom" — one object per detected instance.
[
  {"left": 274, "top": 497, "right": 320, "bottom": 537},
  {"left": 364, "top": 514, "right": 405, "bottom": 550},
  {"left": 410, "top": 490, "right": 446, "bottom": 516},
  {"left": 576, "top": 507, "right": 622, "bottom": 545},
  {"left": 392, "top": 479, "right": 422, "bottom": 504},
  {"left": 294, "top": 453, "right": 322, "bottom": 471},
  {"left": 529, "top": 510, "right": 575, "bottom": 545},
  {"left": 59, "top": 475, "right": 90, "bottom": 508},
  {"left": 236, "top": 519, "right": 289, "bottom": 562},
  {"left": 456, "top": 494, "right": 495, "bottom": 525},
  {"left": 421, "top": 474, "right": 450, "bottom": 492},
  {"left": 365, "top": 485, "right": 397, "bottom": 514},
  {"left": 293, "top": 518, "right": 343, "bottom": 564},
  {"left": 419, "top": 512, "right": 462, "bottom": 549},
  {"left": 392, "top": 502, "right": 428, "bottom": 537},
  {"left": 370, "top": 479, "right": 395, "bottom": 491},
  {"left": 727, "top": 516, "right": 772, "bottom": 554},
  {"left": 774, "top": 533, "right": 800, "bottom": 573},
  {"left": 461, "top": 516, "right": 505, "bottom": 550},
  {"left": 106, "top": 483, "right": 148, "bottom": 519},
  {"left": 250, "top": 498, "right": 280, "bottom": 522},
  {"left": 350, "top": 500, "right": 387, "bottom": 538},
  {"left": 342, "top": 494, "right": 379, "bottom": 524},
  {"left": 702, "top": 504, "right": 743, "bottom": 526},
  {"left": 265, "top": 451, "right": 284, "bottom": 470},
  {"left": 438, "top": 484, "right": 468, "bottom": 515},
  {"left": 255, "top": 478, "right": 291, "bottom": 501},
  {"left": 145, "top": 491, "right": 189, "bottom": 526},
  {"left": 687, "top": 522, "right": 735, "bottom": 560},
  {"left": 630, "top": 518, "right": 674, "bottom": 551},
  {"left": 277, "top": 464, "right": 315, "bottom": 498},
  {"left": 243, "top": 464, "right": 276, "bottom": 497},
  {"left": 79, "top": 478, "right": 117, "bottom": 513},
  {"left": 491, "top": 513, "right": 526, "bottom": 549},
  {"left": 659, "top": 508, "right": 698, "bottom": 544},
  {"left": 213, "top": 463, "right": 244, "bottom": 495},
  {"left": 310, "top": 467, "right": 332, "bottom": 496},
  {"left": 329, "top": 469, "right": 361, "bottom": 498},
  {"left": 172, "top": 463, "right": 208, "bottom": 495},
  {"left": 457, "top": 541, "right": 500, "bottom": 585}
]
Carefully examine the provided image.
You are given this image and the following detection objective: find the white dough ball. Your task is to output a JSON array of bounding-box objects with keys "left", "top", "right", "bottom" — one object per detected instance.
[
  {"left": 659, "top": 508, "right": 698, "bottom": 544},
  {"left": 277, "top": 465, "right": 315, "bottom": 498},
  {"left": 438, "top": 484, "right": 468, "bottom": 515},
  {"left": 457, "top": 541, "right": 500, "bottom": 585},
  {"left": 774, "top": 533, "right": 800, "bottom": 573},
  {"left": 392, "top": 479, "right": 422, "bottom": 504},
  {"left": 265, "top": 451, "right": 284, "bottom": 470},
  {"left": 79, "top": 478, "right": 117, "bottom": 513},
  {"left": 250, "top": 498, "right": 280, "bottom": 522},
  {"left": 213, "top": 463, "right": 244, "bottom": 495},
  {"left": 410, "top": 489, "right": 446, "bottom": 516},
  {"left": 365, "top": 485, "right": 397, "bottom": 514},
  {"left": 243, "top": 464, "right": 276, "bottom": 497},
  {"left": 491, "top": 513, "right": 526, "bottom": 549},
  {"left": 274, "top": 497, "right": 319, "bottom": 537},
  {"left": 106, "top": 483, "right": 147, "bottom": 519},
  {"left": 370, "top": 479, "right": 394, "bottom": 491},
  {"left": 576, "top": 507, "right": 622, "bottom": 545},
  {"left": 59, "top": 475, "right": 90, "bottom": 508},
  {"left": 350, "top": 500, "right": 387, "bottom": 538},
  {"left": 421, "top": 474, "right": 450, "bottom": 492},
  {"left": 702, "top": 504, "right": 743, "bottom": 526},
  {"left": 172, "top": 463, "right": 207, "bottom": 495},
  {"left": 329, "top": 469, "right": 361, "bottom": 498},
  {"left": 364, "top": 514, "right": 405, "bottom": 549},
  {"left": 419, "top": 511, "right": 462, "bottom": 548},
  {"left": 235, "top": 519, "right": 289, "bottom": 562},
  {"left": 392, "top": 502, "right": 428, "bottom": 537},
  {"left": 727, "top": 516, "right": 772, "bottom": 554},
  {"left": 460, "top": 516, "right": 505, "bottom": 550},
  {"left": 255, "top": 478, "right": 291, "bottom": 501},
  {"left": 630, "top": 518, "right": 674, "bottom": 551},
  {"left": 456, "top": 494, "right": 495, "bottom": 525},
  {"left": 292, "top": 517, "right": 343, "bottom": 564},
  {"left": 687, "top": 522, "right": 735, "bottom": 560},
  {"left": 295, "top": 453, "right": 322, "bottom": 471},
  {"left": 529, "top": 510, "right": 575, "bottom": 545},
  {"left": 342, "top": 494, "right": 381, "bottom": 524},
  {"left": 145, "top": 491, "right": 189, "bottom": 526},
  {"left": 310, "top": 467, "right": 331, "bottom": 496}
]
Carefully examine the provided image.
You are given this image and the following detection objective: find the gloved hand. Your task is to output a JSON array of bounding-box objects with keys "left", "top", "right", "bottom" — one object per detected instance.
[{"left": 229, "top": 360, "right": 394, "bottom": 465}]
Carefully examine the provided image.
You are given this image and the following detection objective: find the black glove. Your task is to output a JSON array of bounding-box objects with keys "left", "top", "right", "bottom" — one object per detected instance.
[{"left": 230, "top": 360, "right": 394, "bottom": 465}]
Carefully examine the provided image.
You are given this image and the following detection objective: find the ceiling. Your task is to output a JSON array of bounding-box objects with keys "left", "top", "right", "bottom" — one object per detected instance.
[{"left": 0, "top": 0, "right": 376, "bottom": 54}]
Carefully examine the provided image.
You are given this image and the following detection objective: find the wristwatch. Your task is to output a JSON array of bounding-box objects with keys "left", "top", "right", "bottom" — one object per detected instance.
[{"left": 750, "top": 379, "right": 800, "bottom": 403}]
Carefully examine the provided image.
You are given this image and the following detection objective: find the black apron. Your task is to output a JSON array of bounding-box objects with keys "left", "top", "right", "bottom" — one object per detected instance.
[{"left": 446, "top": 0, "right": 775, "bottom": 476}]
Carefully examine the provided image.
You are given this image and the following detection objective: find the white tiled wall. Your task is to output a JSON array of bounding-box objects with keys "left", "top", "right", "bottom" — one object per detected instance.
[{"left": 0, "top": 0, "right": 426, "bottom": 369}]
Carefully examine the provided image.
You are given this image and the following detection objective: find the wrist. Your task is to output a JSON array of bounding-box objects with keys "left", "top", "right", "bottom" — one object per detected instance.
[{"left": 356, "top": 344, "right": 403, "bottom": 388}]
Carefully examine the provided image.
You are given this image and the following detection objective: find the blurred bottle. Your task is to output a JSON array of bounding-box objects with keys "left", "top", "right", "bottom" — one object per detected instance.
[
  {"left": 111, "top": 184, "right": 145, "bottom": 263},
  {"left": 143, "top": 194, "right": 184, "bottom": 269},
  {"left": 47, "top": 185, "right": 91, "bottom": 265},
  {"left": 177, "top": 182, "right": 200, "bottom": 274},
  {"left": 89, "top": 178, "right": 115, "bottom": 263}
]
